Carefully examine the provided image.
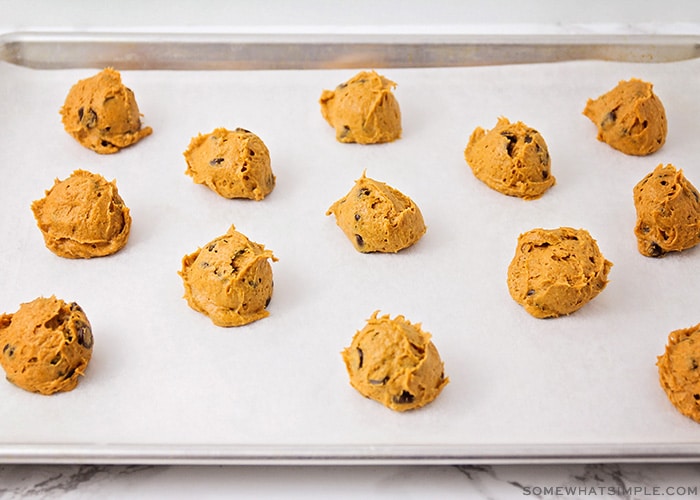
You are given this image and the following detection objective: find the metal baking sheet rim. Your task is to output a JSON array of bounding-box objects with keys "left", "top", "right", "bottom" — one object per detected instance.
[
  {"left": 1, "top": 31, "right": 700, "bottom": 465},
  {"left": 1, "top": 31, "right": 699, "bottom": 70},
  {"left": 2, "top": 443, "right": 700, "bottom": 465}
]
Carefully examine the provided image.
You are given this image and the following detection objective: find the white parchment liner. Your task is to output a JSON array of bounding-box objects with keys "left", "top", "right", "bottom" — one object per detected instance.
[{"left": 0, "top": 57, "right": 699, "bottom": 459}]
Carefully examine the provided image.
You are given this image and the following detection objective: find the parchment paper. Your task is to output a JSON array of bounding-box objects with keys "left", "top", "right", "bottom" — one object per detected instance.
[{"left": 0, "top": 55, "right": 699, "bottom": 460}]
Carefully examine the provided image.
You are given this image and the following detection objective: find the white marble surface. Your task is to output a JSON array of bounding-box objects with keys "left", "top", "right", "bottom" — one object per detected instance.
[
  {"left": 2, "top": 1, "right": 700, "bottom": 498},
  {"left": 1, "top": 463, "right": 700, "bottom": 498}
]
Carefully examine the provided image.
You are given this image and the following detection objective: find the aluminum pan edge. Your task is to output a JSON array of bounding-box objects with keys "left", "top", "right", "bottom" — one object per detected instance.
[
  {"left": 0, "top": 31, "right": 699, "bottom": 70},
  {"left": 0, "top": 443, "right": 699, "bottom": 465}
]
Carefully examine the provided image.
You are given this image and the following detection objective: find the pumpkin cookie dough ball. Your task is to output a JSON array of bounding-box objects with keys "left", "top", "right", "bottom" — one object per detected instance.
[
  {"left": 326, "top": 172, "right": 426, "bottom": 253},
  {"left": 319, "top": 70, "right": 401, "bottom": 144},
  {"left": 179, "top": 225, "right": 277, "bottom": 327},
  {"left": 0, "top": 296, "right": 94, "bottom": 395},
  {"left": 60, "top": 67, "right": 152, "bottom": 154},
  {"left": 583, "top": 78, "right": 667, "bottom": 156},
  {"left": 31, "top": 169, "right": 131, "bottom": 259},
  {"left": 633, "top": 164, "right": 700, "bottom": 258},
  {"left": 342, "top": 311, "right": 448, "bottom": 412},
  {"left": 464, "top": 117, "right": 555, "bottom": 200},
  {"left": 184, "top": 127, "right": 275, "bottom": 200},
  {"left": 507, "top": 227, "right": 612, "bottom": 318},
  {"left": 657, "top": 322, "right": 700, "bottom": 424}
]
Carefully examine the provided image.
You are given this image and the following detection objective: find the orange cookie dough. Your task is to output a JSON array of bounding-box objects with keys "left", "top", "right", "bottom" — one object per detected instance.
[
  {"left": 0, "top": 296, "right": 93, "bottom": 395},
  {"left": 583, "top": 78, "right": 667, "bottom": 156},
  {"left": 507, "top": 227, "right": 612, "bottom": 318},
  {"left": 60, "top": 67, "right": 152, "bottom": 154},
  {"left": 657, "top": 322, "right": 700, "bottom": 423},
  {"left": 326, "top": 172, "right": 426, "bottom": 253},
  {"left": 342, "top": 311, "right": 448, "bottom": 412},
  {"left": 31, "top": 169, "right": 131, "bottom": 259},
  {"left": 464, "top": 117, "right": 555, "bottom": 200},
  {"left": 184, "top": 127, "right": 275, "bottom": 200},
  {"left": 179, "top": 225, "right": 277, "bottom": 327},
  {"left": 319, "top": 70, "right": 401, "bottom": 144},
  {"left": 633, "top": 164, "right": 700, "bottom": 258}
]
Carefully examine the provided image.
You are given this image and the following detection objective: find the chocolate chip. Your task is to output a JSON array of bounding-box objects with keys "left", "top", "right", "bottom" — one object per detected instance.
[
  {"left": 358, "top": 188, "right": 370, "bottom": 197},
  {"left": 50, "top": 354, "right": 62, "bottom": 365},
  {"left": 235, "top": 127, "right": 251, "bottom": 134},
  {"left": 355, "top": 234, "right": 364, "bottom": 247},
  {"left": 524, "top": 134, "right": 533, "bottom": 144},
  {"left": 248, "top": 149, "right": 255, "bottom": 157},
  {"left": 209, "top": 158, "right": 225, "bottom": 166},
  {"left": 81, "top": 108, "right": 98, "bottom": 129},
  {"left": 602, "top": 109, "right": 617, "bottom": 127},
  {"left": 75, "top": 320, "right": 93, "bottom": 349},
  {"left": 392, "top": 391, "right": 415, "bottom": 405},
  {"left": 3, "top": 344, "right": 14, "bottom": 357},
  {"left": 356, "top": 347, "right": 363, "bottom": 369},
  {"left": 354, "top": 213, "right": 361, "bottom": 221},
  {"left": 526, "top": 289, "right": 535, "bottom": 296},
  {"left": 265, "top": 296, "right": 272, "bottom": 308},
  {"left": 694, "top": 394, "right": 700, "bottom": 400},
  {"left": 648, "top": 242, "right": 664, "bottom": 257},
  {"left": 369, "top": 376, "right": 390, "bottom": 385},
  {"left": 501, "top": 132, "right": 517, "bottom": 157}
]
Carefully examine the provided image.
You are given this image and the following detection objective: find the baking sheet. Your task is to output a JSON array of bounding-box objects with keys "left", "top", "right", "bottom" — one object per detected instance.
[{"left": 1, "top": 34, "right": 700, "bottom": 464}]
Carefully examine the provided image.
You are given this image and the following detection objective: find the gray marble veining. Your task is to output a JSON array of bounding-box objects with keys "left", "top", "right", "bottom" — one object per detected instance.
[{"left": 1, "top": 463, "right": 700, "bottom": 498}]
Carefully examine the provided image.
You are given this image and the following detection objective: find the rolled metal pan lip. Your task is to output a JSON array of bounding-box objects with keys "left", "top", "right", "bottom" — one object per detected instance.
[{"left": 1, "top": 31, "right": 699, "bottom": 71}]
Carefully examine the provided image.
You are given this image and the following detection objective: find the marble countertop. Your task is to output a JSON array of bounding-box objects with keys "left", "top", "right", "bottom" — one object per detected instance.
[
  {"left": 2, "top": 2, "right": 700, "bottom": 498},
  {"left": 1, "top": 463, "right": 699, "bottom": 498}
]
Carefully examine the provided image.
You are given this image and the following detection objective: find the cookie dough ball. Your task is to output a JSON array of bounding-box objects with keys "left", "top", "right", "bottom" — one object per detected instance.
[
  {"left": 179, "top": 225, "right": 277, "bottom": 327},
  {"left": 507, "top": 227, "right": 613, "bottom": 318},
  {"left": 583, "top": 78, "right": 667, "bottom": 156},
  {"left": 326, "top": 172, "right": 426, "bottom": 253},
  {"left": 464, "top": 117, "right": 554, "bottom": 200},
  {"left": 633, "top": 164, "right": 700, "bottom": 257},
  {"left": 31, "top": 169, "right": 131, "bottom": 259},
  {"left": 60, "top": 67, "right": 152, "bottom": 154},
  {"left": 184, "top": 127, "right": 275, "bottom": 200},
  {"left": 342, "top": 311, "right": 448, "bottom": 412},
  {"left": 657, "top": 322, "right": 700, "bottom": 423},
  {"left": 0, "top": 296, "right": 93, "bottom": 395},
  {"left": 319, "top": 70, "right": 401, "bottom": 144}
]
